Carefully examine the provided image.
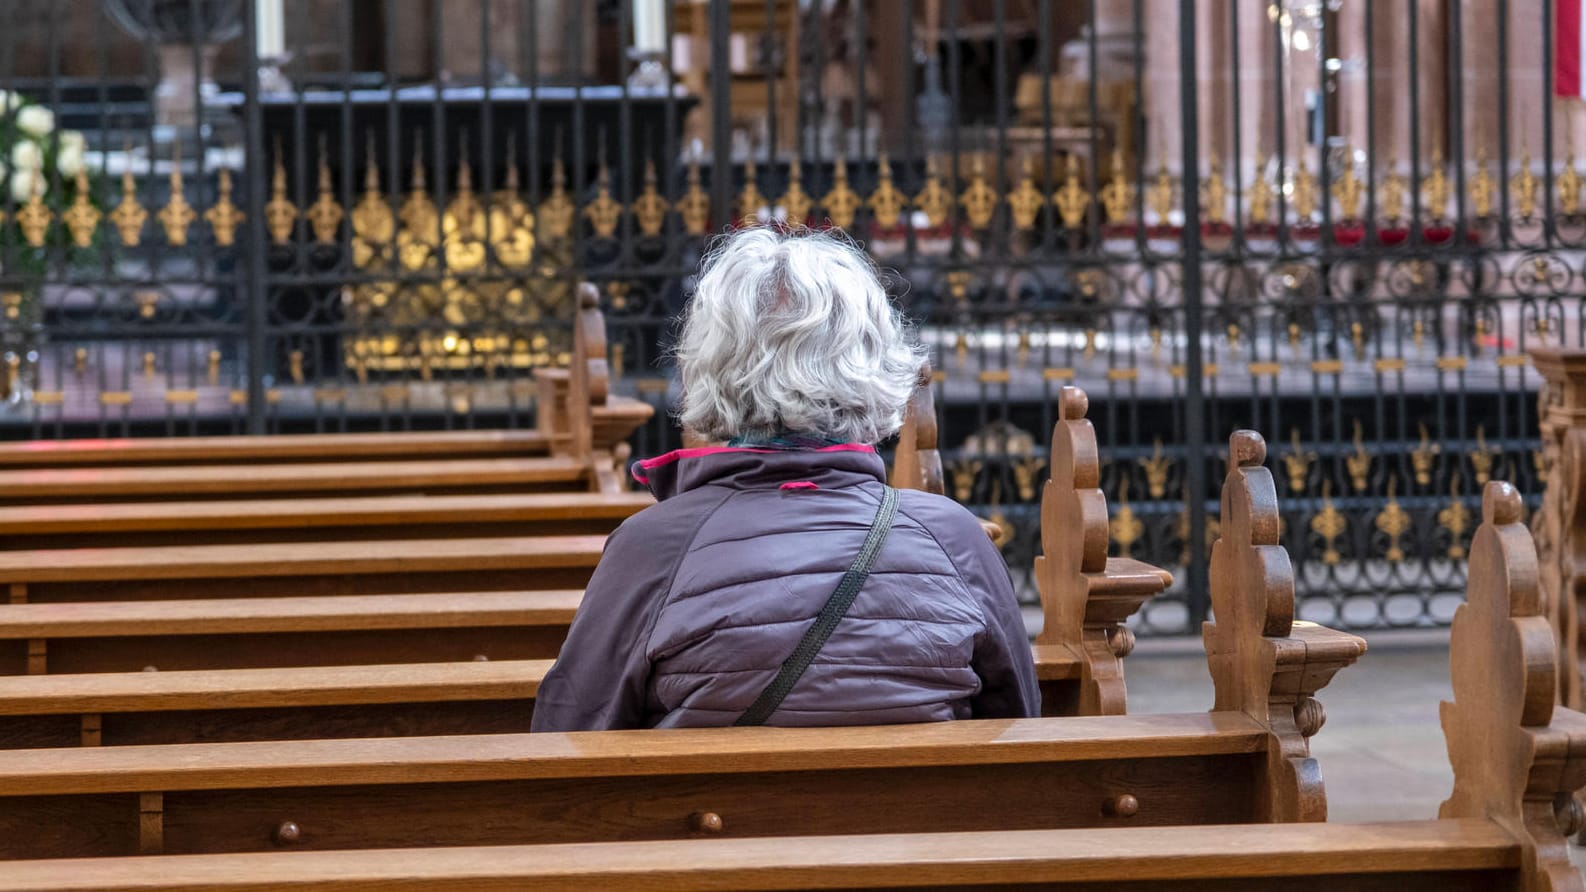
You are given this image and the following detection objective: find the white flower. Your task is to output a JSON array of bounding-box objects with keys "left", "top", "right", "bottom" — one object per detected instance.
[
  {"left": 59, "top": 130, "right": 85, "bottom": 152},
  {"left": 56, "top": 142, "right": 84, "bottom": 178},
  {"left": 16, "top": 105, "right": 54, "bottom": 138},
  {"left": 9, "top": 168, "right": 38, "bottom": 203},
  {"left": 10, "top": 140, "right": 41, "bottom": 172}
]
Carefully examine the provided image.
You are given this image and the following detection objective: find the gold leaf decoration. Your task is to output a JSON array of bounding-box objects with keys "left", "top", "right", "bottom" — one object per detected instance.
[
  {"left": 1438, "top": 475, "right": 1471, "bottom": 559},
  {"left": 868, "top": 153, "right": 906, "bottom": 228},
  {"left": 263, "top": 143, "right": 299, "bottom": 246},
  {"left": 1310, "top": 480, "right": 1346, "bottom": 565},
  {"left": 959, "top": 156, "right": 997, "bottom": 229},
  {"left": 678, "top": 156, "right": 710, "bottom": 235},
  {"left": 1283, "top": 428, "right": 1315, "bottom": 494},
  {"left": 1411, "top": 422, "right": 1440, "bottom": 486},
  {"left": 1346, "top": 420, "right": 1371, "bottom": 492},
  {"left": 1247, "top": 154, "right": 1275, "bottom": 225},
  {"left": 1290, "top": 161, "right": 1317, "bottom": 221},
  {"left": 538, "top": 153, "right": 575, "bottom": 241},
  {"left": 1098, "top": 150, "right": 1133, "bottom": 225},
  {"left": 1424, "top": 147, "right": 1451, "bottom": 221},
  {"left": 350, "top": 139, "right": 394, "bottom": 267},
  {"left": 1379, "top": 158, "right": 1407, "bottom": 223},
  {"left": 1138, "top": 438, "right": 1172, "bottom": 499},
  {"left": 1330, "top": 151, "right": 1363, "bottom": 220},
  {"left": 1511, "top": 144, "right": 1539, "bottom": 220},
  {"left": 1053, "top": 154, "right": 1089, "bottom": 230},
  {"left": 1202, "top": 153, "right": 1227, "bottom": 225},
  {"left": 1560, "top": 150, "right": 1583, "bottom": 215},
  {"left": 490, "top": 147, "right": 534, "bottom": 269},
  {"left": 1469, "top": 144, "right": 1495, "bottom": 219},
  {"left": 15, "top": 173, "right": 51, "bottom": 247},
  {"left": 204, "top": 168, "right": 243, "bottom": 247},
  {"left": 1375, "top": 477, "right": 1411, "bottom": 563},
  {"left": 779, "top": 159, "right": 813, "bottom": 225},
  {"left": 632, "top": 159, "right": 670, "bottom": 237},
  {"left": 583, "top": 160, "right": 622, "bottom": 239},
  {"left": 736, "top": 159, "right": 767, "bottom": 226},
  {"left": 914, "top": 157, "right": 952, "bottom": 228},
  {"left": 62, "top": 168, "right": 101, "bottom": 248},
  {"left": 306, "top": 141, "right": 344, "bottom": 245},
  {"left": 1006, "top": 157, "right": 1044, "bottom": 231},
  {"left": 822, "top": 157, "right": 860, "bottom": 230},
  {"left": 1146, "top": 155, "right": 1174, "bottom": 223},
  {"left": 396, "top": 139, "right": 439, "bottom": 270},
  {"left": 108, "top": 153, "right": 148, "bottom": 247},
  {"left": 443, "top": 152, "right": 487, "bottom": 271},
  {"left": 157, "top": 145, "right": 196, "bottom": 247}
]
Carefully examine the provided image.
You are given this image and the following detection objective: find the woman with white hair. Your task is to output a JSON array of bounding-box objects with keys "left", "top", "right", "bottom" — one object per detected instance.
[{"left": 531, "top": 227, "right": 1039, "bottom": 731}]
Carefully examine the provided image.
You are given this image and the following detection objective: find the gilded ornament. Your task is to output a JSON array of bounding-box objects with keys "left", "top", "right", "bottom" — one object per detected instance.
[
  {"left": 396, "top": 142, "right": 440, "bottom": 270},
  {"left": 1310, "top": 480, "right": 1347, "bottom": 565},
  {"left": 14, "top": 174, "right": 50, "bottom": 247},
  {"left": 632, "top": 159, "right": 670, "bottom": 237},
  {"left": 1012, "top": 454, "right": 1044, "bottom": 501},
  {"left": 1330, "top": 153, "right": 1363, "bottom": 220},
  {"left": 582, "top": 161, "right": 622, "bottom": 239},
  {"left": 1283, "top": 428, "right": 1315, "bottom": 494},
  {"left": 142, "top": 351, "right": 155, "bottom": 380},
  {"left": 1467, "top": 425, "right": 1497, "bottom": 487},
  {"left": 949, "top": 458, "right": 982, "bottom": 503},
  {"left": 1290, "top": 161, "right": 1317, "bottom": 221},
  {"left": 1375, "top": 477, "right": 1412, "bottom": 563},
  {"left": 737, "top": 158, "right": 767, "bottom": 226},
  {"left": 490, "top": 151, "right": 534, "bottom": 268},
  {"left": 1560, "top": 151, "right": 1584, "bottom": 215},
  {"left": 443, "top": 153, "right": 488, "bottom": 270},
  {"left": 1201, "top": 153, "right": 1227, "bottom": 224},
  {"left": 264, "top": 145, "right": 299, "bottom": 246},
  {"left": 288, "top": 350, "right": 304, "bottom": 385},
  {"left": 207, "top": 350, "right": 220, "bottom": 386},
  {"left": 1349, "top": 320, "right": 1365, "bottom": 361},
  {"left": 1510, "top": 145, "right": 1539, "bottom": 220},
  {"left": 1346, "top": 420, "right": 1371, "bottom": 492},
  {"left": 157, "top": 146, "right": 196, "bottom": 246},
  {"left": 1110, "top": 482, "right": 1143, "bottom": 559},
  {"left": 203, "top": 168, "right": 243, "bottom": 247},
  {"left": 135, "top": 291, "right": 158, "bottom": 319},
  {"left": 1006, "top": 157, "right": 1045, "bottom": 231},
  {"left": 946, "top": 270, "right": 972, "bottom": 302},
  {"left": 959, "top": 157, "right": 997, "bottom": 229},
  {"left": 779, "top": 159, "right": 814, "bottom": 225},
  {"left": 1379, "top": 159, "right": 1407, "bottom": 223},
  {"left": 1248, "top": 155, "right": 1275, "bottom": 225},
  {"left": 1423, "top": 147, "right": 1451, "bottom": 220},
  {"left": 1052, "top": 154, "right": 1089, "bottom": 230},
  {"left": 954, "top": 330, "right": 969, "bottom": 368},
  {"left": 821, "top": 158, "right": 860, "bottom": 230},
  {"left": 62, "top": 168, "right": 101, "bottom": 248},
  {"left": 868, "top": 153, "right": 905, "bottom": 228},
  {"left": 1469, "top": 145, "right": 1495, "bottom": 218},
  {"left": 306, "top": 144, "right": 344, "bottom": 246},
  {"left": 678, "top": 158, "right": 710, "bottom": 235},
  {"left": 1411, "top": 422, "right": 1440, "bottom": 486},
  {"left": 539, "top": 155, "right": 575, "bottom": 241},
  {"left": 1138, "top": 438, "right": 1172, "bottom": 499},
  {"left": 1226, "top": 322, "right": 1240, "bottom": 353},
  {"left": 1438, "top": 475, "right": 1471, "bottom": 559},
  {"left": 3, "top": 293, "right": 23, "bottom": 321},
  {"left": 350, "top": 139, "right": 394, "bottom": 267},
  {"left": 1016, "top": 329, "right": 1031, "bottom": 368},
  {"left": 914, "top": 157, "right": 952, "bottom": 228},
  {"left": 108, "top": 150, "right": 148, "bottom": 246},
  {"left": 1098, "top": 150, "right": 1134, "bottom": 224},
  {"left": 1149, "top": 325, "right": 1163, "bottom": 358},
  {"left": 74, "top": 347, "right": 88, "bottom": 375},
  {"left": 1083, "top": 327, "right": 1098, "bottom": 360},
  {"left": 1146, "top": 156, "right": 1174, "bottom": 223}
]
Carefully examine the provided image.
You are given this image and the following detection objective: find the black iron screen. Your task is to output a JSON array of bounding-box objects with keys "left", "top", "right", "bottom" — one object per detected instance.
[{"left": 0, "top": 0, "right": 1570, "bottom": 633}]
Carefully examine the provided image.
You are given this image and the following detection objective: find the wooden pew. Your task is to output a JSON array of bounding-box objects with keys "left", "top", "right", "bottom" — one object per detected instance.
[
  {"left": 6, "top": 482, "right": 1575, "bottom": 891},
  {"left": 0, "top": 430, "right": 1363, "bottom": 860},
  {"left": 1527, "top": 346, "right": 1586, "bottom": 712}
]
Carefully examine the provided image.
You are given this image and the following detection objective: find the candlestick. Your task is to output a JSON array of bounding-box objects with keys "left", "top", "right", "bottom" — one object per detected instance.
[
  {"left": 257, "top": 0, "right": 285, "bottom": 60},
  {"left": 632, "top": 0, "right": 666, "bottom": 54}
]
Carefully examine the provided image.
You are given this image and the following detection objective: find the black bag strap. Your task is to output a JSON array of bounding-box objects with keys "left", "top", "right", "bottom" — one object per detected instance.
[{"left": 736, "top": 486, "right": 900, "bottom": 726}]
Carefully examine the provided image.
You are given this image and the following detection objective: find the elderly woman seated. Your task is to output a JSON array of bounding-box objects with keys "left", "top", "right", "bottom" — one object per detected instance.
[{"left": 531, "top": 227, "right": 1038, "bottom": 731}]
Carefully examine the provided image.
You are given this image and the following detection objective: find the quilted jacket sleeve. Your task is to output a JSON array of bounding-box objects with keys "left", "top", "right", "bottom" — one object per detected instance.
[{"left": 962, "top": 524, "right": 1042, "bottom": 718}]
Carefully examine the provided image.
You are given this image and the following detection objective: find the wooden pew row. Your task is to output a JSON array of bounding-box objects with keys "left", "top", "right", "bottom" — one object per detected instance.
[
  {"left": 0, "top": 430, "right": 553, "bottom": 469},
  {"left": 0, "top": 428, "right": 1360, "bottom": 861},
  {"left": 5, "top": 481, "right": 1578, "bottom": 891}
]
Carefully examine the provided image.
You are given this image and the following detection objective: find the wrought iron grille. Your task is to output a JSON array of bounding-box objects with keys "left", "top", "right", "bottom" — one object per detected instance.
[{"left": 0, "top": 0, "right": 1573, "bottom": 633}]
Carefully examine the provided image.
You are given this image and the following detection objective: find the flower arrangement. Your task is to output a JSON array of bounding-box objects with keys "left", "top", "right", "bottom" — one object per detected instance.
[{"left": 0, "top": 89, "right": 88, "bottom": 204}]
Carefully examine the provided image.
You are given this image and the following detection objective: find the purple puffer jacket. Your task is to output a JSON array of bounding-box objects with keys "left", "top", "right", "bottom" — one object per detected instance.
[{"left": 529, "top": 445, "right": 1041, "bottom": 731}]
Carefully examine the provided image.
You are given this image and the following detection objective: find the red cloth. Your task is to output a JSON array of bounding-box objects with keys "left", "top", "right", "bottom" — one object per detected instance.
[{"left": 1560, "top": 0, "right": 1583, "bottom": 99}]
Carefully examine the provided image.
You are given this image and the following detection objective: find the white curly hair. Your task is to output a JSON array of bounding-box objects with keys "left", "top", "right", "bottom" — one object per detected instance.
[{"left": 675, "top": 227, "right": 926, "bottom": 445}]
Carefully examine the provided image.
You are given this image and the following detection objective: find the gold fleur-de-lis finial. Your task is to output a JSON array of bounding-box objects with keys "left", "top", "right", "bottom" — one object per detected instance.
[
  {"left": 62, "top": 168, "right": 101, "bottom": 248},
  {"left": 822, "top": 157, "right": 860, "bottom": 230},
  {"left": 1331, "top": 150, "right": 1363, "bottom": 220},
  {"left": 914, "top": 156, "right": 953, "bottom": 228},
  {"left": 306, "top": 138, "right": 344, "bottom": 245},
  {"left": 490, "top": 138, "right": 535, "bottom": 269},
  {"left": 949, "top": 457, "right": 982, "bottom": 503},
  {"left": 1511, "top": 142, "right": 1539, "bottom": 220},
  {"left": 539, "top": 148, "right": 575, "bottom": 240},
  {"left": 1006, "top": 156, "right": 1044, "bottom": 231},
  {"left": 959, "top": 156, "right": 997, "bottom": 229},
  {"left": 633, "top": 158, "right": 669, "bottom": 237},
  {"left": 1310, "top": 479, "right": 1347, "bottom": 565},
  {"left": 1411, "top": 421, "right": 1440, "bottom": 486},
  {"left": 1438, "top": 473, "right": 1471, "bottom": 558},
  {"left": 1423, "top": 146, "right": 1450, "bottom": 220},
  {"left": 1138, "top": 438, "right": 1173, "bottom": 499},
  {"left": 1560, "top": 148, "right": 1583, "bottom": 215},
  {"left": 264, "top": 139, "right": 299, "bottom": 246},
  {"left": 679, "top": 155, "right": 710, "bottom": 235},
  {"left": 203, "top": 168, "right": 243, "bottom": 247},
  {"left": 157, "top": 144, "right": 196, "bottom": 246},
  {"left": 1283, "top": 428, "right": 1316, "bottom": 494},
  {"left": 1469, "top": 143, "right": 1496, "bottom": 218},
  {"left": 583, "top": 157, "right": 622, "bottom": 239},
  {"left": 443, "top": 137, "right": 488, "bottom": 271},
  {"left": 1248, "top": 153, "right": 1275, "bottom": 225},
  {"left": 396, "top": 137, "right": 439, "bottom": 270},
  {"left": 1146, "top": 152, "right": 1174, "bottom": 223},
  {"left": 868, "top": 153, "right": 905, "bottom": 228},
  {"left": 109, "top": 145, "right": 149, "bottom": 247},
  {"left": 737, "top": 158, "right": 766, "bottom": 226},
  {"left": 1379, "top": 157, "right": 1407, "bottom": 223},
  {"left": 1346, "top": 419, "right": 1371, "bottom": 492},
  {"left": 1099, "top": 150, "right": 1134, "bottom": 224},
  {"left": 1375, "top": 477, "right": 1412, "bottom": 563},
  {"left": 15, "top": 171, "right": 51, "bottom": 248},
  {"left": 1468, "top": 424, "right": 1497, "bottom": 486},
  {"left": 780, "top": 159, "right": 813, "bottom": 225},
  {"left": 1290, "top": 160, "right": 1318, "bottom": 221},
  {"left": 350, "top": 135, "right": 394, "bottom": 267},
  {"left": 1053, "top": 154, "right": 1089, "bottom": 230},
  {"left": 1202, "top": 153, "right": 1227, "bottom": 224},
  {"left": 1110, "top": 476, "right": 1144, "bottom": 558}
]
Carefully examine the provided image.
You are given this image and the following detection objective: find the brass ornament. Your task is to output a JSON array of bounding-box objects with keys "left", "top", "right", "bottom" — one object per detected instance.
[
  {"left": 1202, "top": 153, "right": 1227, "bottom": 225},
  {"left": 914, "top": 157, "right": 952, "bottom": 228},
  {"left": 157, "top": 145, "right": 196, "bottom": 247},
  {"left": 1346, "top": 420, "right": 1371, "bottom": 492},
  {"left": 955, "top": 330, "right": 969, "bottom": 368},
  {"left": 1290, "top": 161, "right": 1317, "bottom": 221},
  {"left": 1006, "top": 157, "right": 1045, "bottom": 231},
  {"left": 1099, "top": 150, "right": 1134, "bottom": 224},
  {"left": 1012, "top": 454, "right": 1043, "bottom": 501},
  {"left": 539, "top": 154, "right": 575, "bottom": 241},
  {"left": 15, "top": 174, "right": 51, "bottom": 247},
  {"left": 1423, "top": 147, "right": 1451, "bottom": 221},
  {"left": 821, "top": 158, "right": 860, "bottom": 230},
  {"left": 288, "top": 350, "right": 304, "bottom": 385},
  {"left": 443, "top": 153, "right": 488, "bottom": 271},
  {"left": 868, "top": 153, "right": 906, "bottom": 228},
  {"left": 204, "top": 168, "right": 243, "bottom": 247},
  {"left": 1110, "top": 479, "right": 1143, "bottom": 559},
  {"left": 1375, "top": 477, "right": 1412, "bottom": 563},
  {"left": 62, "top": 168, "right": 102, "bottom": 248},
  {"left": 350, "top": 138, "right": 394, "bottom": 267},
  {"left": 736, "top": 159, "right": 767, "bottom": 226},
  {"left": 959, "top": 157, "right": 997, "bottom": 229},
  {"left": 1138, "top": 438, "right": 1172, "bottom": 499},
  {"left": 1438, "top": 474, "right": 1471, "bottom": 559},
  {"left": 582, "top": 160, "right": 622, "bottom": 239},
  {"left": 108, "top": 153, "right": 148, "bottom": 247},
  {"left": 1310, "top": 479, "right": 1346, "bottom": 566},
  {"left": 1510, "top": 144, "right": 1539, "bottom": 220},
  {"left": 1411, "top": 422, "right": 1440, "bottom": 486},
  {"left": 949, "top": 457, "right": 981, "bottom": 503},
  {"left": 396, "top": 142, "right": 439, "bottom": 270},
  {"left": 1283, "top": 428, "right": 1315, "bottom": 494},
  {"left": 678, "top": 157, "right": 710, "bottom": 235},
  {"left": 1146, "top": 155, "right": 1174, "bottom": 223},
  {"left": 1053, "top": 154, "right": 1089, "bottom": 230},
  {"left": 306, "top": 142, "right": 345, "bottom": 245},
  {"left": 75, "top": 347, "right": 89, "bottom": 375},
  {"left": 1467, "top": 425, "right": 1497, "bottom": 487},
  {"left": 1330, "top": 151, "right": 1363, "bottom": 220},
  {"left": 207, "top": 350, "right": 220, "bottom": 386},
  {"left": 142, "top": 351, "right": 156, "bottom": 380},
  {"left": 135, "top": 290, "right": 159, "bottom": 319},
  {"left": 632, "top": 159, "right": 670, "bottom": 237},
  {"left": 1349, "top": 320, "right": 1366, "bottom": 361},
  {"left": 490, "top": 151, "right": 534, "bottom": 269},
  {"left": 946, "top": 270, "right": 972, "bottom": 302},
  {"left": 1, "top": 293, "right": 20, "bottom": 321},
  {"left": 264, "top": 144, "right": 299, "bottom": 246},
  {"left": 1560, "top": 150, "right": 1583, "bottom": 215},
  {"left": 779, "top": 159, "right": 813, "bottom": 225},
  {"left": 1379, "top": 158, "right": 1407, "bottom": 223},
  {"left": 1469, "top": 145, "right": 1496, "bottom": 219},
  {"left": 1248, "top": 154, "right": 1275, "bottom": 225}
]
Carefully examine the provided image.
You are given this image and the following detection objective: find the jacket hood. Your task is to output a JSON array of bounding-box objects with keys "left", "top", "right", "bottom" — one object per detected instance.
[{"left": 631, "top": 444, "right": 885, "bottom": 501}]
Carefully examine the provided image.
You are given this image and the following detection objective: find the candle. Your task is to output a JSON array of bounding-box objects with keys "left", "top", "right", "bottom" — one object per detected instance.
[
  {"left": 632, "top": 0, "right": 666, "bottom": 54},
  {"left": 257, "top": 0, "right": 285, "bottom": 60}
]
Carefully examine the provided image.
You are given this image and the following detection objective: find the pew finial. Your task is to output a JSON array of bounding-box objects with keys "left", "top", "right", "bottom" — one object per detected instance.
[
  {"left": 890, "top": 365, "right": 944, "bottom": 497},
  {"left": 1440, "top": 481, "right": 1586, "bottom": 891},
  {"left": 1204, "top": 429, "right": 1366, "bottom": 822}
]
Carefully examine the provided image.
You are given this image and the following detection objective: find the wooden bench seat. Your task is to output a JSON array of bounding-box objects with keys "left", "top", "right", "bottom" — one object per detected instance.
[
  {"left": 0, "top": 492, "right": 654, "bottom": 549},
  {"left": 0, "top": 535, "right": 605, "bottom": 603},
  {"left": 0, "top": 821, "right": 1525, "bottom": 891},
  {"left": 0, "top": 429, "right": 552, "bottom": 469},
  {"left": 0, "top": 590, "right": 580, "bottom": 675}
]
